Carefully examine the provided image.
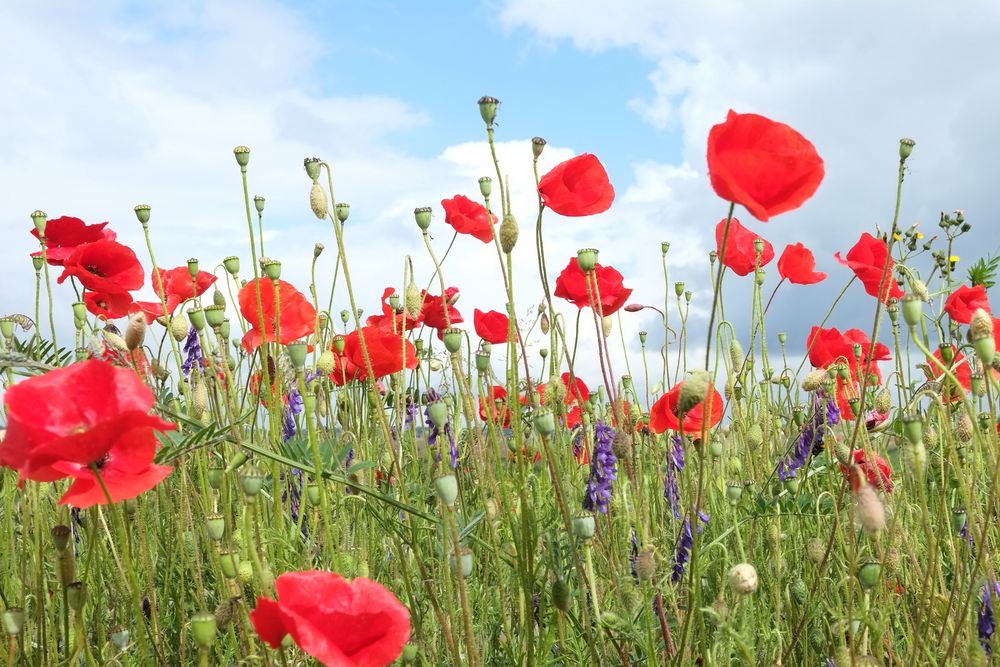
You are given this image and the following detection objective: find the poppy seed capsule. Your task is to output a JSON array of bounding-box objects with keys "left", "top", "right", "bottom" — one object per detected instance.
[
  {"left": 571, "top": 513, "right": 596, "bottom": 540},
  {"left": 187, "top": 258, "right": 199, "bottom": 278},
  {"left": 31, "top": 255, "right": 43, "bottom": 271},
  {"left": 204, "top": 305, "right": 225, "bottom": 328},
  {"left": 132, "top": 204, "right": 150, "bottom": 225},
  {"left": 899, "top": 137, "right": 915, "bottom": 161},
  {"left": 901, "top": 293, "right": 922, "bottom": 327},
  {"left": 478, "top": 95, "right": 499, "bottom": 126},
  {"left": 51, "top": 524, "right": 71, "bottom": 551},
  {"left": 433, "top": 474, "right": 458, "bottom": 507},
  {"left": 304, "top": 157, "right": 322, "bottom": 181},
  {"left": 191, "top": 612, "right": 217, "bottom": 649},
  {"left": 442, "top": 328, "right": 463, "bottom": 353},
  {"left": 533, "top": 408, "right": 555, "bottom": 437},
  {"left": 223, "top": 255, "right": 240, "bottom": 276},
  {"left": 66, "top": 582, "right": 86, "bottom": 612},
  {"left": 499, "top": 214, "right": 519, "bottom": 253},
  {"left": 414, "top": 206, "right": 432, "bottom": 231},
  {"left": 233, "top": 145, "right": 250, "bottom": 168},
  {"left": 187, "top": 308, "right": 206, "bottom": 332},
  {"left": 254, "top": 195, "right": 265, "bottom": 214},
  {"left": 478, "top": 176, "right": 492, "bottom": 198},
  {"left": 576, "top": 248, "right": 598, "bottom": 272},
  {"left": 857, "top": 562, "right": 881, "bottom": 590},
  {"left": 531, "top": 136, "right": 546, "bottom": 159},
  {"left": 335, "top": 202, "right": 350, "bottom": 223}
]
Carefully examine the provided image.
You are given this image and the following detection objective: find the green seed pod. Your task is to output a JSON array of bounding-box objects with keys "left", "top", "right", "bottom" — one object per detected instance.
[
  {"left": 433, "top": 474, "right": 458, "bottom": 507},
  {"left": 223, "top": 256, "right": 240, "bottom": 276},
  {"left": 442, "top": 328, "right": 463, "bottom": 354},
  {"left": 856, "top": 561, "right": 881, "bottom": 590},
  {"left": 66, "top": 582, "right": 86, "bottom": 612},
  {"left": 191, "top": 611, "right": 217, "bottom": 649},
  {"left": 571, "top": 513, "right": 596, "bottom": 540},
  {"left": 551, "top": 579, "right": 571, "bottom": 612},
  {"left": 58, "top": 550, "right": 76, "bottom": 587},
  {"left": 205, "top": 514, "right": 226, "bottom": 541},
  {"left": 414, "top": 207, "right": 432, "bottom": 231},
  {"left": 576, "top": 248, "right": 598, "bottom": 273}
]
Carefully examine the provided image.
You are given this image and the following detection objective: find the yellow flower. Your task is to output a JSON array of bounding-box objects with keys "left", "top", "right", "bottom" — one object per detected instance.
[{"left": 950, "top": 255, "right": 960, "bottom": 263}]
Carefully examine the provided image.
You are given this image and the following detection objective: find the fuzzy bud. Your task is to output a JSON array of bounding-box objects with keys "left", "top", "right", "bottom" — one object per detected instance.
[
  {"left": 499, "top": 213, "right": 519, "bottom": 253},
  {"left": 801, "top": 369, "right": 827, "bottom": 392},
  {"left": 601, "top": 315, "right": 613, "bottom": 338},
  {"left": 635, "top": 546, "right": 656, "bottom": 582},
  {"left": 310, "top": 183, "right": 328, "bottom": 219},
  {"left": 727, "top": 563, "right": 758, "bottom": 595},
  {"left": 729, "top": 339, "right": 744, "bottom": 371},
  {"left": 805, "top": 538, "right": 826, "bottom": 563},
  {"left": 678, "top": 370, "right": 710, "bottom": 414},
  {"left": 124, "top": 313, "right": 146, "bottom": 351},
  {"left": 854, "top": 484, "right": 886, "bottom": 533},
  {"left": 970, "top": 308, "right": 995, "bottom": 366}
]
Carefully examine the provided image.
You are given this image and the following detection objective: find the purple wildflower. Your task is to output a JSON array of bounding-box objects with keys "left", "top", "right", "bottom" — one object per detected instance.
[
  {"left": 181, "top": 326, "right": 202, "bottom": 376},
  {"left": 582, "top": 421, "right": 617, "bottom": 514},
  {"left": 571, "top": 428, "right": 585, "bottom": 461},
  {"left": 777, "top": 393, "right": 840, "bottom": 481},
  {"left": 281, "top": 468, "right": 304, "bottom": 523},
  {"left": 978, "top": 580, "right": 1000, "bottom": 654},
  {"left": 663, "top": 436, "right": 685, "bottom": 519},
  {"left": 671, "top": 511, "right": 709, "bottom": 583}
]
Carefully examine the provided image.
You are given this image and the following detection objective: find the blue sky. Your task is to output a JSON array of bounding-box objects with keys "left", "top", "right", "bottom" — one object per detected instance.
[{"left": 289, "top": 1, "right": 682, "bottom": 177}]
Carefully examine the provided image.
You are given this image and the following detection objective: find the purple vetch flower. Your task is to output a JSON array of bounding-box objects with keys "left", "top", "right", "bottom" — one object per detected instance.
[
  {"left": 978, "top": 580, "right": 1000, "bottom": 654},
  {"left": 777, "top": 393, "right": 840, "bottom": 481},
  {"left": 582, "top": 420, "right": 617, "bottom": 514},
  {"left": 404, "top": 396, "right": 418, "bottom": 427},
  {"left": 571, "top": 427, "right": 585, "bottom": 461},
  {"left": 663, "top": 436, "right": 685, "bottom": 519},
  {"left": 282, "top": 407, "right": 296, "bottom": 442},
  {"left": 181, "top": 326, "right": 202, "bottom": 376},
  {"left": 671, "top": 511, "right": 709, "bottom": 584}
]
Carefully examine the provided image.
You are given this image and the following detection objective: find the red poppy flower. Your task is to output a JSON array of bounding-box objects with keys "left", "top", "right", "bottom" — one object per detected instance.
[
  {"left": 716, "top": 217, "right": 774, "bottom": 276},
  {"left": 840, "top": 449, "right": 893, "bottom": 493},
  {"left": 480, "top": 385, "right": 512, "bottom": 428},
  {"left": 420, "top": 288, "right": 462, "bottom": 332},
  {"left": 943, "top": 284, "right": 991, "bottom": 324},
  {"left": 366, "top": 287, "right": 423, "bottom": 333},
  {"left": 31, "top": 216, "right": 117, "bottom": 265},
  {"left": 835, "top": 233, "right": 904, "bottom": 303},
  {"left": 535, "top": 372, "right": 590, "bottom": 429},
  {"left": 473, "top": 308, "right": 509, "bottom": 344},
  {"left": 0, "top": 360, "right": 174, "bottom": 506},
  {"left": 706, "top": 110, "right": 824, "bottom": 222},
  {"left": 538, "top": 153, "right": 615, "bottom": 217},
  {"left": 153, "top": 267, "right": 217, "bottom": 303},
  {"left": 57, "top": 240, "right": 145, "bottom": 294},
  {"left": 250, "top": 570, "right": 410, "bottom": 667},
  {"left": 129, "top": 296, "right": 183, "bottom": 323},
  {"left": 648, "top": 381, "right": 724, "bottom": 438},
  {"left": 553, "top": 257, "right": 633, "bottom": 316},
  {"left": 239, "top": 279, "right": 317, "bottom": 351},
  {"left": 441, "top": 195, "right": 496, "bottom": 243},
  {"left": 925, "top": 345, "right": 973, "bottom": 401},
  {"left": 346, "top": 327, "right": 418, "bottom": 381},
  {"left": 777, "top": 242, "right": 827, "bottom": 284},
  {"left": 84, "top": 289, "right": 133, "bottom": 319},
  {"left": 806, "top": 326, "right": 890, "bottom": 419}
]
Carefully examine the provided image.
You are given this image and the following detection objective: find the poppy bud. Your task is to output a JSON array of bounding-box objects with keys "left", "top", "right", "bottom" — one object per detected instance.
[
  {"left": 204, "top": 305, "right": 225, "bottom": 328},
  {"left": 899, "top": 137, "right": 915, "bottom": 162},
  {"left": 551, "top": 579, "right": 571, "bottom": 612},
  {"left": 192, "top": 611, "right": 217, "bottom": 649},
  {"left": 533, "top": 408, "right": 555, "bottom": 437},
  {"left": 854, "top": 484, "right": 885, "bottom": 533},
  {"left": 727, "top": 563, "right": 758, "bottom": 595},
  {"left": 304, "top": 157, "right": 322, "bottom": 181},
  {"left": 450, "top": 547, "right": 474, "bottom": 578},
  {"left": 206, "top": 461, "right": 224, "bottom": 490},
  {"left": 2, "top": 608, "right": 23, "bottom": 637},
  {"left": 531, "top": 136, "right": 546, "bottom": 159},
  {"left": 938, "top": 342, "right": 954, "bottom": 364},
  {"left": 442, "top": 328, "right": 463, "bottom": 354},
  {"left": 30, "top": 209, "right": 47, "bottom": 235},
  {"left": 576, "top": 248, "right": 598, "bottom": 272},
  {"left": 970, "top": 308, "right": 995, "bottom": 366},
  {"left": 330, "top": 203, "right": 348, "bottom": 224},
  {"left": 951, "top": 506, "right": 967, "bottom": 534},
  {"left": 414, "top": 206, "right": 432, "bottom": 231},
  {"left": 124, "top": 313, "right": 146, "bottom": 351},
  {"left": 433, "top": 474, "right": 458, "bottom": 507},
  {"left": 856, "top": 562, "right": 881, "bottom": 590},
  {"left": 133, "top": 204, "right": 151, "bottom": 225},
  {"left": 478, "top": 95, "right": 499, "bottom": 126},
  {"left": 233, "top": 145, "right": 250, "bottom": 169},
  {"left": 900, "top": 293, "right": 922, "bottom": 327},
  {"left": 220, "top": 320, "right": 231, "bottom": 340},
  {"left": 754, "top": 268, "right": 766, "bottom": 285},
  {"left": 571, "top": 512, "right": 596, "bottom": 540},
  {"left": 427, "top": 400, "right": 449, "bottom": 428},
  {"left": 956, "top": 411, "right": 974, "bottom": 442},
  {"left": 602, "top": 316, "right": 613, "bottom": 338},
  {"left": 168, "top": 313, "right": 189, "bottom": 341},
  {"left": 305, "top": 182, "right": 327, "bottom": 219},
  {"left": 223, "top": 255, "right": 240, "bottom": 276},
  {"left": 478, "top": 176, "right": 492, "bottom": 198},
  {"left": 499, "top": 213, "right": 519, "bottom": 253}
]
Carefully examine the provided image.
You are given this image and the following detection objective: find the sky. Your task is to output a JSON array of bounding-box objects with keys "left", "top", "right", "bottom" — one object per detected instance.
[{"left": 2, "top": 0, "right": 998, "bottom": 395}]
